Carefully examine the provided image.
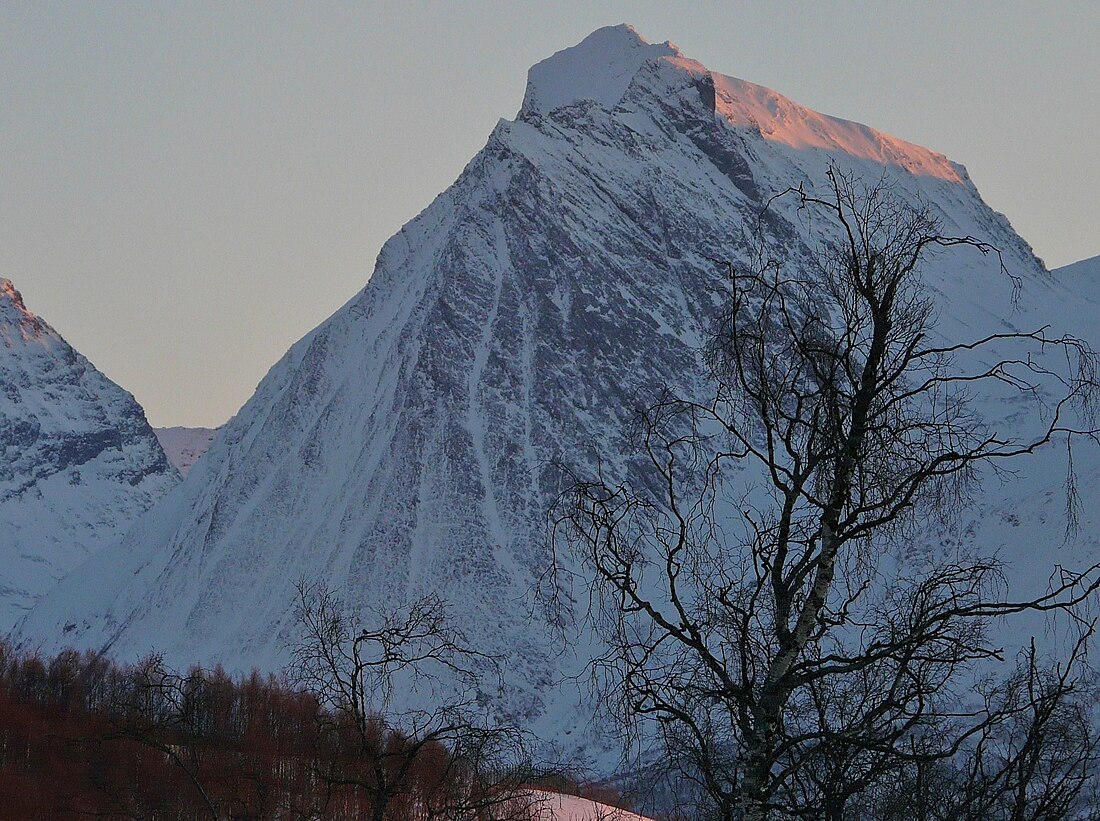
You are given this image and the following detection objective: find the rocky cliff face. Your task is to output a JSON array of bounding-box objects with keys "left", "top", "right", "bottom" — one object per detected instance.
[
  {"left": 17, "top": 26, "right": 1099, "bottom": 759},
  {"left": 0, "top": 278, "right": 178, "bottom": 629}
]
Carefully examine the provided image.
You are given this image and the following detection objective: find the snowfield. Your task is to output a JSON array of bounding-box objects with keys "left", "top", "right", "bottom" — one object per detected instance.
[{"left": 529, "top": 791, "right": 654, "bottom": 821}]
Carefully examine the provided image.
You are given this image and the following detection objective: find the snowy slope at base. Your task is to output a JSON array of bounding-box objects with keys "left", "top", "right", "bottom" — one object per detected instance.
[
  {"left": 16, "top": 25, "right": 1100, "bottom": 762},
  {"left": 0, "top": 279, "right": 178, "bottom": 630},
  {"left": 530, "top": 791, "right": 652, "bottom": 821}
]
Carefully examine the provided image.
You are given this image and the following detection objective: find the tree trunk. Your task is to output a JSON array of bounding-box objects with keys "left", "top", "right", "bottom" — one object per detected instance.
[
  {"left": 372, "top": 792, "right": 388, "bottom": 821},
  {"left": 740, "top": 712, "right": 778, "bottom": 821}
]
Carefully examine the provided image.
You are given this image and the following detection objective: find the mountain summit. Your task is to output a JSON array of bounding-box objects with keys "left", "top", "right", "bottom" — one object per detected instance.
[
  {"left": 523, "top": 25, "right": 961, "bottom": 181},
  {"left": 0, "top": 279, "right": 177, "bottom": 628},
  {"left": 17, "top": 27, "right": 1098, "bottom": 756},
  {"left": 520, "top": 24, "right": 680, "bottom": 116}
]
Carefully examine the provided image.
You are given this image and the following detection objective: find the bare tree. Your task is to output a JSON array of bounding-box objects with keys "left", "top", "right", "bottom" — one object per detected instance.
[
  {"left": 864, "top": 634, "right": 1099, "bottom": 821},
  {"left": 95, "top": 655, "right": 225, "bottom": 820},
  {"left": 555, "top": 167, "right": 1100, "bottom": 820},
  {"left": 289, "top": 580, "right": 537, "bottom": 821}
]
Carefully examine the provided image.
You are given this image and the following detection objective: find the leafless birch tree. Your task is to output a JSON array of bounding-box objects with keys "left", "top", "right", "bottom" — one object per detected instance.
[{"left": 556, "top": 167, "right": 1100, "bottom": 820}]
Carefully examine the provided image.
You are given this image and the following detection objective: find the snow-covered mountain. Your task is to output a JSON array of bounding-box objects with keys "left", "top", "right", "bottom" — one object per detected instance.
[
  {"left": 16, "top": 25, "right": 1100, "bottom": 755},
  {"left": 154, "top": 426, "right": 220, "bottom": 477},
  {"left": 1053, "top": 254, "right": 1100, "bottom": 295},
  {"left": 1053, "top": 254, "right": 1100, "bottom": 276},
  {"left": 0, "top": 278, "right": 178, "bottom": 630}
]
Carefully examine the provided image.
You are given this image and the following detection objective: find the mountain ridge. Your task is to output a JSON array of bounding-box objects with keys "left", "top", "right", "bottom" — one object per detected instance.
[
  {"left": 521, "top": 25, "right": 963, "bottom": 183},
  {"left": 1053, "top": 253, "right": 1100, "bottom": 278}
]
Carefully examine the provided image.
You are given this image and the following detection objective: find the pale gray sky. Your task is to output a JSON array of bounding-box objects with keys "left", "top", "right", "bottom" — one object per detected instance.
[{"left": 2, "top": 2, "right": 1097, "bottom": 427}]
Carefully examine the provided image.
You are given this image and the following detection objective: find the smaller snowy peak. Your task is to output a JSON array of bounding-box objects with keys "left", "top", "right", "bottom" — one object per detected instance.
[
  {"left": 155, "top": 426, "right": 220, "bottom": 476},
  {"left": 520, "top": 24, "right": 679, "bottom": 116},
  {"left": 0, "top": 277, "right": 177, "bottom": 629}
]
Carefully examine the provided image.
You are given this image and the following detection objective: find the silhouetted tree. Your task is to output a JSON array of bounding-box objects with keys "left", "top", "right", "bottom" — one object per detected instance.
[
  {"left": 557, "top": 167, "right": 1100, "bottom": 820},
  {"left": 290, "top": 580, "right": 537, "bottom": 821}
]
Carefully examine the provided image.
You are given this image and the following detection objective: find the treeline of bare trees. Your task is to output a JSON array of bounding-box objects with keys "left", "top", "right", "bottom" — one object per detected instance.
[
  {"left": 0, "top": 637, "right": 646, "bottom": 821},
  {"left": 0, "top": 579, "right": 645, "bottom": 821},
  {"left": 2, "top": 582, "right": 637, "bottom": 821},
  {"left": 0, "top": 640, "right": 321, "bottom": 818},
  {"left": 0, "top": 638, "right": 537, "bottom": 820}
]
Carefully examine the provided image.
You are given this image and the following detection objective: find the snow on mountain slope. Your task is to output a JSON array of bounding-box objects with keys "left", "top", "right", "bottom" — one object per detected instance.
[
  {"left": 154, "top": 426, "right": 220, "bottom": 477},
  {"left": 1053, "top": 254, "right": 1100, "bottom": 277},
  {"left": 0, "top": 279, "right": 178, "bottom": 630},
  {"left": 16, "top": 25, "right": 1100, "bottom": 759},
  {"left": 522, "top": 24, "right": 679, "bottom": 116}
]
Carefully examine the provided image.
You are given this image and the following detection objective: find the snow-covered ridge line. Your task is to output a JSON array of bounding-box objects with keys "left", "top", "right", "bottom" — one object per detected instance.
[
  {"left": 1052, "top": 253, "right": 1100, "bottom": 279},
  {"left": 708, "top": 70, "right": 961, "bottom": 181},
  {"left": 522, "top": 24, "right": 960, "bottom": 182}
]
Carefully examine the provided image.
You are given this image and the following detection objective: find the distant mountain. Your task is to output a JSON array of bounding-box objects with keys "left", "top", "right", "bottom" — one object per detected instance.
[
  {"left": 17, "top": 25, "right": 1100, "bottom": 758},
  {"left": 154, "top": 427, "right": 220, "bottom": 477},
  {"left": 1052, "top": 254, "right": 1100, "bottom": 289},
  {"left": 1052, "top": 254, "right": 1100, "bottom": 277},
  {"left": 0, "top": 278, "right": 178, "bottom": 630},
  {"left": 1050, "top": 255, "right": 1100, "bottom": 315}
]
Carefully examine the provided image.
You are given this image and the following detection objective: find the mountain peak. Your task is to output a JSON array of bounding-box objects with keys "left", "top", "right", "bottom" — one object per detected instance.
[
  {"left": 0, "top": 276, "right": 177, "bottom": 628},
  {"left": 519, "top": 25, "right": 961, "bottom": 183},
  {"left": 520, "top": 24, "right": 679, "bottom": 116},
  {"left": 2, "top": 277, "right": 37, "bottom": 318},
  {"left": 1, "top": 277, "right": 49, "bottom": 341},
  {"left": 13, "top": 24, "right": 1055, "bottom": 758}
]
